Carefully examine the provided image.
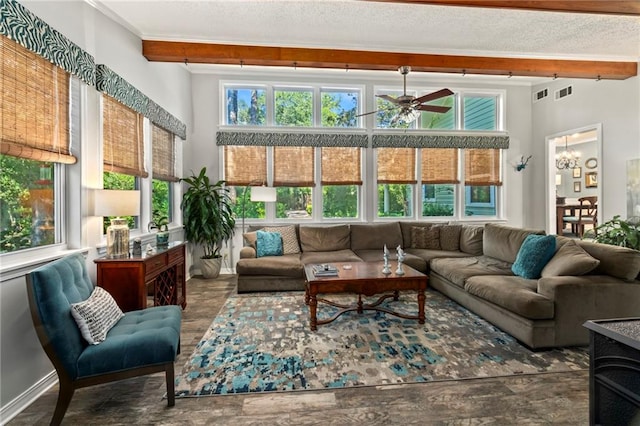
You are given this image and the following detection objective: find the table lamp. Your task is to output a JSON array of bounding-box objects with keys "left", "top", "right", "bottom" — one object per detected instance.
[{"left": 94, "top": 189, "right": 141, "bottom": 258}]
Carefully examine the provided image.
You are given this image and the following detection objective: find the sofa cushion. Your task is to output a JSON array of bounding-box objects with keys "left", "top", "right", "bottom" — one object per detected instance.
[
  {"left": 511, "top": 235, "right": 556, "bottom": 279},
  {"left": 405, "top": 248, "right": 474, "bottom": 264},
  {"left": 459, "top": 225, "right": 484, "bottom": 255},
  {"left": 264, "top": 225, "right": 301, "bottom": 254},
  {"left": 400, "top": 221, "right": 436, "bottom": 248},
  {"left": 300, "top": 249, "right": 363, "bottom": 265},
  {"left": 437, "top": 224, "right": 462, "bottom": 251},
  {"left": 77, "top": 305, "right": 181, "bottom": 377},
  {"left": 577, "top": 240, "right": 640, "bottom": 282},
  {"left": 299, "top": 225, "right": 350, "bottom": 252},
  {"left": 236, "top": 254, "right": 303, "bottom": 278},
  {"left": 430, "top": 256, "right": 514, "bottom": 288},
  {"left": 541, "top": 240, "right": 600, "bottom": 277},
  {"left": 411, "top": 226, "right": 440, "bottom": 249},
  {"left": 350, "top": 222, "right": 403, "bottom": 251},
  {"left": 243, "top": 231, "right": 258, "bottom": 249},
  {"left": 70, "top": 286, "right": 124, "bottom": 345},
  {"left": 483, "top": 223, "right": 545, "bottom": 263},
  {"left": 256, "top": 231, "right": 283, "bottom": 257},
  {"left": 464, "top": 275, "right": 554, "bottom": 320}
]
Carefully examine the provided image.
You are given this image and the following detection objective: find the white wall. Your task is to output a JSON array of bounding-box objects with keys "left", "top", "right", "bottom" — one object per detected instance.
[
  {"left": 529, "top": 76, "right": 640, "bottom": 230},
  {"left": 0, "top": 1, "right": 192, "bottom": 420},
  {"left": 186, "top": 69, "right": 533, "bottom": 267}
]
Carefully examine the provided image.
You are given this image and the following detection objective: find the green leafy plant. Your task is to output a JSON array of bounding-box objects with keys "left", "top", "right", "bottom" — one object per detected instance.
[
  {"left": 181, "top": 167, "right": 236, "bottom": 259},
  {"left": 584, "top": 215, "right": 640, "bottom": 250}
]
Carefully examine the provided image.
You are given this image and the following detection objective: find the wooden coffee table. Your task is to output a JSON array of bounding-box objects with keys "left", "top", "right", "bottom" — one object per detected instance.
[{"left": 303, "top": 261, "right": 427, "bottom": 331}]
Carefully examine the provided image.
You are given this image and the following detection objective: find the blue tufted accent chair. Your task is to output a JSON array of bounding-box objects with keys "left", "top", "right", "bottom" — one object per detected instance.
[{"left": 26, "top": 253, "right": 182, "bottom": 425}]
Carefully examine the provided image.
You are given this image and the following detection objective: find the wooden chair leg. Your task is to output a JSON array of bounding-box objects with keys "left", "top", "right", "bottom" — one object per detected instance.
[
  {"left": 166, "top": 363, "right": 175, "bottom": 407},
  {"left": 51, "top": 382, "right": 74, "bottom": 426}
]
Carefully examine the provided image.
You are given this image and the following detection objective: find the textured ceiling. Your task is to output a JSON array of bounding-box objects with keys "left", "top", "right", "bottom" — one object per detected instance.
[{"left": 92, "top": 0, "right": 640, "bottom": 61}]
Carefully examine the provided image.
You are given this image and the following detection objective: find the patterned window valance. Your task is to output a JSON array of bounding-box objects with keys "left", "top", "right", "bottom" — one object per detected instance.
[
  {"left": 96, "top": 64, "right": 186, "bottom": 139},
  {"left": 216, "top": 131, "right": 368, "bottom": 147},
  {"left": 1, "top": 0, "right": 95, "bottom": 86},
  {"left": 372, "top": 134, "right": 509, "bottom": 149}
]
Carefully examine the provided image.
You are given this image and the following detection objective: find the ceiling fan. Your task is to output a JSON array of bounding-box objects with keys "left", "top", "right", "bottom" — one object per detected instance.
[{"left": 359, "top": 66, "right": 454, "bottom": 126}]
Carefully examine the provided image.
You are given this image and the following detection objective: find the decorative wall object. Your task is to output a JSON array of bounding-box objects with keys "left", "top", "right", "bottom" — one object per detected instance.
[
  {"left": 573, "top": 167, "right": 582, "bottom": 178},
  {"left": 585, "top": 158, "right": 598, "bottom": 169},
  {"left": 585, "top": 172, "right": 598, "bottom": 188}
]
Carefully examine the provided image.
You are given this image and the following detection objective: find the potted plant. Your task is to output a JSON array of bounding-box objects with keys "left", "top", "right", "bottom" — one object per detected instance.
[
  {"left": 583, "top": 215, "right": 640, "bottom": 250},
  {"left": 148, "top": 210, "right": 170, "bottom": 247},
  {"left": 181, "top": 167, "right": 236, "bottom": 278}
]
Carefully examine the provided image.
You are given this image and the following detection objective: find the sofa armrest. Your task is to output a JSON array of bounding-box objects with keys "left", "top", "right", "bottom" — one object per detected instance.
[
  {"left": 240, "top": 246, "right": 257, "bottom": 259},
  {"left": 537, "top": 275, "right": 640, "bottom": 345}
]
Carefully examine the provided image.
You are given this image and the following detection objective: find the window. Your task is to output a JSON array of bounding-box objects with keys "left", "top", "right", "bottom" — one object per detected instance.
[
  {"left": 274, "top": 146, "right": 314, "bottom": 218},
  {"left": 275, "top": 88, "right": 312, "bottom": 127},
  {"left": 464, "top": 95, "right": 498, "bottom": 130},
  {"left": 377, "top": 148, "right": 415, "bottom": 218},
  {"left": 102, "top": 95, "right": 145, "bottom": 231},
  {"left": 420, "top": 149, "right": 458, "bottom": 217},
  {"left": 1, "top": 35, "right": 72, "bottom": 254},
  {"left": 421, "top": 96, "right": 455, "bottom": 130},
  {"left": 464, "top": 149, "right": 501, "bottom": 216},
  {"left": 321, "top": 89, "right": 359, "bottom": 127},
  {"left": 225, "top": 87, "right": 266, "bottom": 125},
  {"left": 152, "top": 124, "right": 178, "bottom": 225},
  {"left": 321, "top": 147, "right": 361, "bottom": 218},
  {"left": 224, "top": 145, "right": 268, "bottom": 221}
]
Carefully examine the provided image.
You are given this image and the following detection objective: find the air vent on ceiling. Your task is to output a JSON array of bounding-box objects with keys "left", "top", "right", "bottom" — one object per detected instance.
[
  {"left": 555, "top": 85, "right": 573, "bottom": 100},
  {"left": 533, "top": 88, "right": 548, "bottom": 103}
]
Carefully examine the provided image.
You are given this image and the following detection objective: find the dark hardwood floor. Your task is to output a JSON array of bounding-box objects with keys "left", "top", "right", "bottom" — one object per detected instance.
[{"left": 9, "top": 275, "right": 589, "bottom": 425}]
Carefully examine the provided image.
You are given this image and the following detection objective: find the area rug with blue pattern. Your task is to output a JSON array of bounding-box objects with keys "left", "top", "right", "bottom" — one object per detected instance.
[{"left": 175, "top": 290, "right": 588, "bottom": 397}]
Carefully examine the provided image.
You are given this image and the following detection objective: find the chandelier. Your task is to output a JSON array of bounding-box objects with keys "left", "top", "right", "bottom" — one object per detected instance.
[{"left": 555, "top": 136, "right": 580, "bottom": 170}]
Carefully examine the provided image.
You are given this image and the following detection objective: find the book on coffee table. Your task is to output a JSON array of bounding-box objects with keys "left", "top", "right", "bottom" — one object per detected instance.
[{"left": 312, "top": 264, "right": 339, "bottom": 276}]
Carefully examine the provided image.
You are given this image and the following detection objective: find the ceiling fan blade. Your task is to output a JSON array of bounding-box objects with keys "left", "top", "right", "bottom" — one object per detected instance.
[
  {"left": 356, "top": 110, "right": 380, "bottom": 117},
  {"left": 415, "top": 105, "right": 452, "bottom": 113},
  {"left": 412, "top": 88, "right": 454, "bottom": 105},
  {"left": 376, "top": 94, "right": 400, "bottom": 104}
]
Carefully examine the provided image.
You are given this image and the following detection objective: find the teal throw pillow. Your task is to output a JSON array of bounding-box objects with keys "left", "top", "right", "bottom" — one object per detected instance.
[
  {"left": 511, "top": 234, "right": 556, "bottom": 279},
  {"left": 256, "top": 231, "right": 283, "bottom": 257}
]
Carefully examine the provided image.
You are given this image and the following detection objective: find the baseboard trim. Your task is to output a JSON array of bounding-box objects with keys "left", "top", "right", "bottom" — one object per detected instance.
[{"left": 1, "top": 370, "right": 57, "bottom": 425}]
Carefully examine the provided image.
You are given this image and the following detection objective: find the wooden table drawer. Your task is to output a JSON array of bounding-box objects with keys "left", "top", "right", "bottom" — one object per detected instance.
[
  {"left": 145, "top": 252, "right": 168, "bottom": 277},
  {"left": 167, "top": 246, "right": 184, "bottom": 265}
]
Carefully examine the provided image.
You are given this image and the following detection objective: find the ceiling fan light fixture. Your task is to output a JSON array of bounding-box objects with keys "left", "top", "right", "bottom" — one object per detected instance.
[{"left": 393, "top": 108, "right": 421, "bottom": 125}]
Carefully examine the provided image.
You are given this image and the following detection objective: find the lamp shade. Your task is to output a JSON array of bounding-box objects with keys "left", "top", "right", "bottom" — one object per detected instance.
[
  {"left": 94, "top": 189, "right": 141, "bottom": 217},
  {"left": 250, "top": 186, "right": 277, "bottom": 202}
]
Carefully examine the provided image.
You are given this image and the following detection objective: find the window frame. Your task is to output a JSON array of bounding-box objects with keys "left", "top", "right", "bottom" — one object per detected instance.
[{"left": 220, "top": 80, "right": 505, "bottom": 224}]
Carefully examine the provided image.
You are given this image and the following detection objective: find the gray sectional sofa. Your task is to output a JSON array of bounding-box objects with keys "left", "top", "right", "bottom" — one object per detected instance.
[{"left": 236, "top": 221, "right": 640, "bottom": 349}]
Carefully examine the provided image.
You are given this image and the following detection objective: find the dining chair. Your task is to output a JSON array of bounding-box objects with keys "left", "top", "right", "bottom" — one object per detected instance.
[{"left": 563, "top": 196, "right": 598, "bottom": 238}]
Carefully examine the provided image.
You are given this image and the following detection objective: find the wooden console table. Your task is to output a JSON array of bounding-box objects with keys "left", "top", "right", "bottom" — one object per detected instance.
[{"left": 94, "top": 241, "right": 187, "bottom": 312}]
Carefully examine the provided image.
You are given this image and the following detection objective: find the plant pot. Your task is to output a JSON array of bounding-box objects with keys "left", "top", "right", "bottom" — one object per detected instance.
[
  {"left": 200, "top": 257, "right": 222, "bottom": 279},
  {"left": 156, "top": 231, "right": 169, "bottom": 248}
]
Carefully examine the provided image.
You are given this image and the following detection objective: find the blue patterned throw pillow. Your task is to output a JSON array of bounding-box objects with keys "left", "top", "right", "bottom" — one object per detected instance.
[
  {"left": 256, "top": 231, "right": 283, "bottom": 257},
  {"left": 511, "top": 234, "right": 556, "bottom": 279}
]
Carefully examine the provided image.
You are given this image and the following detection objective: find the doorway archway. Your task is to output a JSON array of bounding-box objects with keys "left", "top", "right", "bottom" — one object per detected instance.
[{"left": 545, "top": 124, "right": 602, "bottom": 235}]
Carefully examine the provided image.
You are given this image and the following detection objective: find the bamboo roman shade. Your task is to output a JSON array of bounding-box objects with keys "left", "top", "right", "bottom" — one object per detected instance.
[
  {"left": 152, "top": 124, "right": 178, "bottom": 182},
  {"left": 377, "top": 147, "right": 416, "bottom": 184},
  {"left": 321, "top": 147, "right": 362, "bottom": 185},
  {"left": 421, "top": 148, "right": 459, "bottom": 184},
  {"left": 1, "top": 35, "right": 74, "bottom": 164},
  {"left": 465, "top": 149, "right": 502, "bottom": 186},
  {"left": 274, "top": 146, "right": 315, "bottom": 187},
  {"left": 224, "top": 145, "right": 267, "bottom": 186},
  {"left": 102, "top": 95, "right": 147, "bottom": 177}
]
